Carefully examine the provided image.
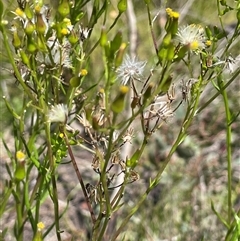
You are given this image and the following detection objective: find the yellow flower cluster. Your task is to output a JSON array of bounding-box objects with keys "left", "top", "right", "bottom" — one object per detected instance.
[{"left": 166, "top": 8, "right": 180, "bottom": 19}]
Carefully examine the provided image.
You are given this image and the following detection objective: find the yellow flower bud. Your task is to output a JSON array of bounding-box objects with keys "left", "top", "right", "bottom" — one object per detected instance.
[
  {"left": 205, "top": 40, "right": 212, "bottom": 47},
  {"left": 58, "top": 0, "right": 70, "bottom": 17},
  {"left": 162, "top": 33, "right": 172, "bottom": 47},
  {"left": 70, "top": 76, "right": 81, "bottom": 87},
  {"left": 16, "top": 151, "right": 26, "bottom": 161},
  {"left": 37, "top": 222, "right": 45, "bottom": 230},
  {"left": 12, "top": 30, "right": 21, "bottom": 49},
  {"left": 68, "top": 30, "right": 78, "bottom": 44},
  {"left": 36, "top": 13, "right": 47, "bottom": 35},
  {"left": 80, "top": 69, "right": 88, "bottom": 76},
  {"left": 15, "top": 8, "right": 26, "bottom": 18},
  {"left": 25, "top": 1, "right": 33, "bottom": 19},
  {"left": 14, "top": 151, "right": 26, "bottom": 181},
  {"left": 32, "top": 222, "right": 45, "bottom": 241},
  {"left": 61, "top": 28, "right": 69, "bottom": 35},
  {"left": 143, "top": 82, "right": 154, "bottom": 104},
  {"left": 27, "top": 36, "right": 37, "bottom": 53},
  {"left": 117, "top": 0, "right": 127, "bottom": 13},
  {"left": 25, "top": 20, "right": 35, "bottom": 36},
  {"left": 115, "top": 42, "right": 127, "bottom": 68},
  {"left": 111, "top": 86, "right": 129, "bottom": 114},
  {"left": 100, "top": 27, "right": 107, "bottom": 47},
  {"left": 19, "top": 49, "right": 30, "bottom": 68}
]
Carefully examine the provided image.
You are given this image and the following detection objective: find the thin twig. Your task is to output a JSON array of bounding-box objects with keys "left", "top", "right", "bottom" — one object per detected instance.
[{"left": 63, "top": 129, "right": 96, "bottom": 224}]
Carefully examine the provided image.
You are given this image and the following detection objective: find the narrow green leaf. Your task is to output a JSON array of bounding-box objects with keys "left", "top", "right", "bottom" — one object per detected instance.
[
  {"left": 211, "top": 200, "right": 229, "bottom": 229},
  {"left": 126, "top": 149, "right": 140, "bottom": 168},
  {"left": 0, "top": 0, "right": 3, "bottom": 20}
]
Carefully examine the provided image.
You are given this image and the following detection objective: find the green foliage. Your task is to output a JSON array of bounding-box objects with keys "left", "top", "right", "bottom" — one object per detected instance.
[{"left": 0, "top": 0, "right": 239, "bottom": 240}]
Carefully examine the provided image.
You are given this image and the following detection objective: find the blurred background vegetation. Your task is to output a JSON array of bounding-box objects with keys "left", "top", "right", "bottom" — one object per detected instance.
[{"left": 0, "top": 0, "right": 239, "bottom": 240}]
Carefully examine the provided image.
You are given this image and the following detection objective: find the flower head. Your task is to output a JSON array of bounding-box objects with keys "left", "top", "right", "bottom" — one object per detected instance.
[
  {"left": 122, "top": 128, "right": 134, "bottom": 144},
  {"left": 79, "top": 25, "right": 91, "bottom": 42},
  {"left": 33, "top": 222, "right": 45, "bottom": 241},
  {"left": 16, "top": 151, "right": 26, "bottom": 161},
  {"left": 76, "top": 111, "right": 92, "bottom": 129},
  {"left": 116, "top": 55, "right": 146, "bottom": 85},
  {"left": 225, "top": 55, "right": 240, "bottom": 74},
  {"left": 48, "top": 104, "right": 68, "bottom": 123},
  {"left": 39, "top": 35, "right": 71, "bottom": 68},
  {"left": 176, "top": 24, "right": 206, "bottom": 51},
  {"left": 37, "top": 222, "right": 45, "bottom": 231},
  {"left": 166, "top": 8, "right": 180, "bottom": 19},
  {"left": 12, "top": 7, "right": 26, "bottom": 20},
  {"left": 145, "top": 98, "right": 173, "bottom": 122}
]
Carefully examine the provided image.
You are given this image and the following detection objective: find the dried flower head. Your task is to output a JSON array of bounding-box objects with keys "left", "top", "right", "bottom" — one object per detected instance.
[
  {"left": 79, "top": 25, "right": 91, "bottom": 42},
  {"left": 176, "top": 24, "right": 206, "bottom": 51},
  {"left": 127, "top": 170, "right": 140, "bottom": 183},
  {"left": 48, "top": 104, "right": 68, "bottom": 123},
  {"left": 43, "top": 36, "right": 72, "bottom": 68},
  {"left": 116, "top": 55, "right": 146, "bottom": 85},
  {"left": 122, "top": 128, "right": 134, "bottom": 144},
  {"left": 146, "top": 98, "right": 173, "bottom": 121},
  {"left": 225, "top": 55, "right": 240, "bottom": 74},
  {"left": 76, "top": 111, "right": 92, "bottom": 129}
]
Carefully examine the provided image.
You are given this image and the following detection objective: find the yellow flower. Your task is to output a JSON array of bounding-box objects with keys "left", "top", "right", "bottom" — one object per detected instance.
[
  {"left": 16, "top": 151, "right": 26, "bottom": 161},
  {"left": 61, "top": 28, "right": 69, "bottom": 35},
  {"left": 190, "top": 40, "right": 199, "bottom": 50},
  {"left": 32, "top": 222, "right": 45, "bottom": 241},
  {"left": 37, "top": 222, "right": 45, "bottom": 231},
  {"left": 15, "top": 8, "right": 26, "bottom": 18},
  {"left": 205, "top": 40, "right": 212, "bottom": 47},
  {"left": 35, "top": 5, "right": 42, "bottom": 14},
  {"left": 166, "top": 8, "right": 179, "bottom": 19},
  {"left": 80, "top": 69, "right": 88, "bottom": 76}
]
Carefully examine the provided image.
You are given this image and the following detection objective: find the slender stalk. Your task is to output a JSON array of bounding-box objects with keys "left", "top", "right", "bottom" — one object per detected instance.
[
  {"left": 23, "top": 179, "right": 35, "bottom": 232},
  {"left": 63, "top": 128, "right": 96, "bottom": 224},
  {"left": 196, "top": 67, "right": 240, "bottom": 114},
  {"left": 146, "top": 3, "right": 158, "bottom": 55},
  {"left": 15, "top": 182, "right": 23, "bottom": 241},
  {"left": 51, "top": 175, "right": 62, "bottom": 241},
  {"left": 44, "top": 115, "right": 62, "bottom": 240},
  {"left": 33, "top": 173, "right": 44, "bottom": 225},
  {"left": 0, "top": 185, "right": 12, "bottom": 218},
  {"left": 94, "top": 128, "right": 115, "bottom": 240},
  {"left": 218, "top": 78, "right": 232, "bottom": 224},
  {"left": 1, "top": 25, "right": 36, "bottom": 102},
  {"left": 111, "top": 74, "right": 204, "bottom": 240}
]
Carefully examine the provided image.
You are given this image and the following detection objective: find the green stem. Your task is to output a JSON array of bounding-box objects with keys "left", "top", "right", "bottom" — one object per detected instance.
[
  {"left": 51, "top": 175, "right": 62, "bottom": 241},
  {"left": 1, "top": 25, "right": 36, "bottom": 102},
  {"left": 63, "top": 127, "right": 96, "bottom": 223},
  {"left": 24, "top": 178, "right": 35, "bottom": 232},
  {"left": 111, "top": 75, "right": 204, "bottom": 240},
  {"left": 196, "top": 67, "right": 240, "bottom": 114},
  {"left": 43, "top": 105, "right": 61, "bottom": 240},
  {"left": 33, "top": 173, "right": 44, "bottom": 225},
  {"left": 218, "top": 78, "right": 232, "bottom": 224},
  {"left": 146, "top": 3, "right": 158, "bottom": 55},
  {"left": 15, "top": 182, "right": 23, "bottom": 241},
  {"left": 95, "top": 129, "right": 115, "bottom": 240}
]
